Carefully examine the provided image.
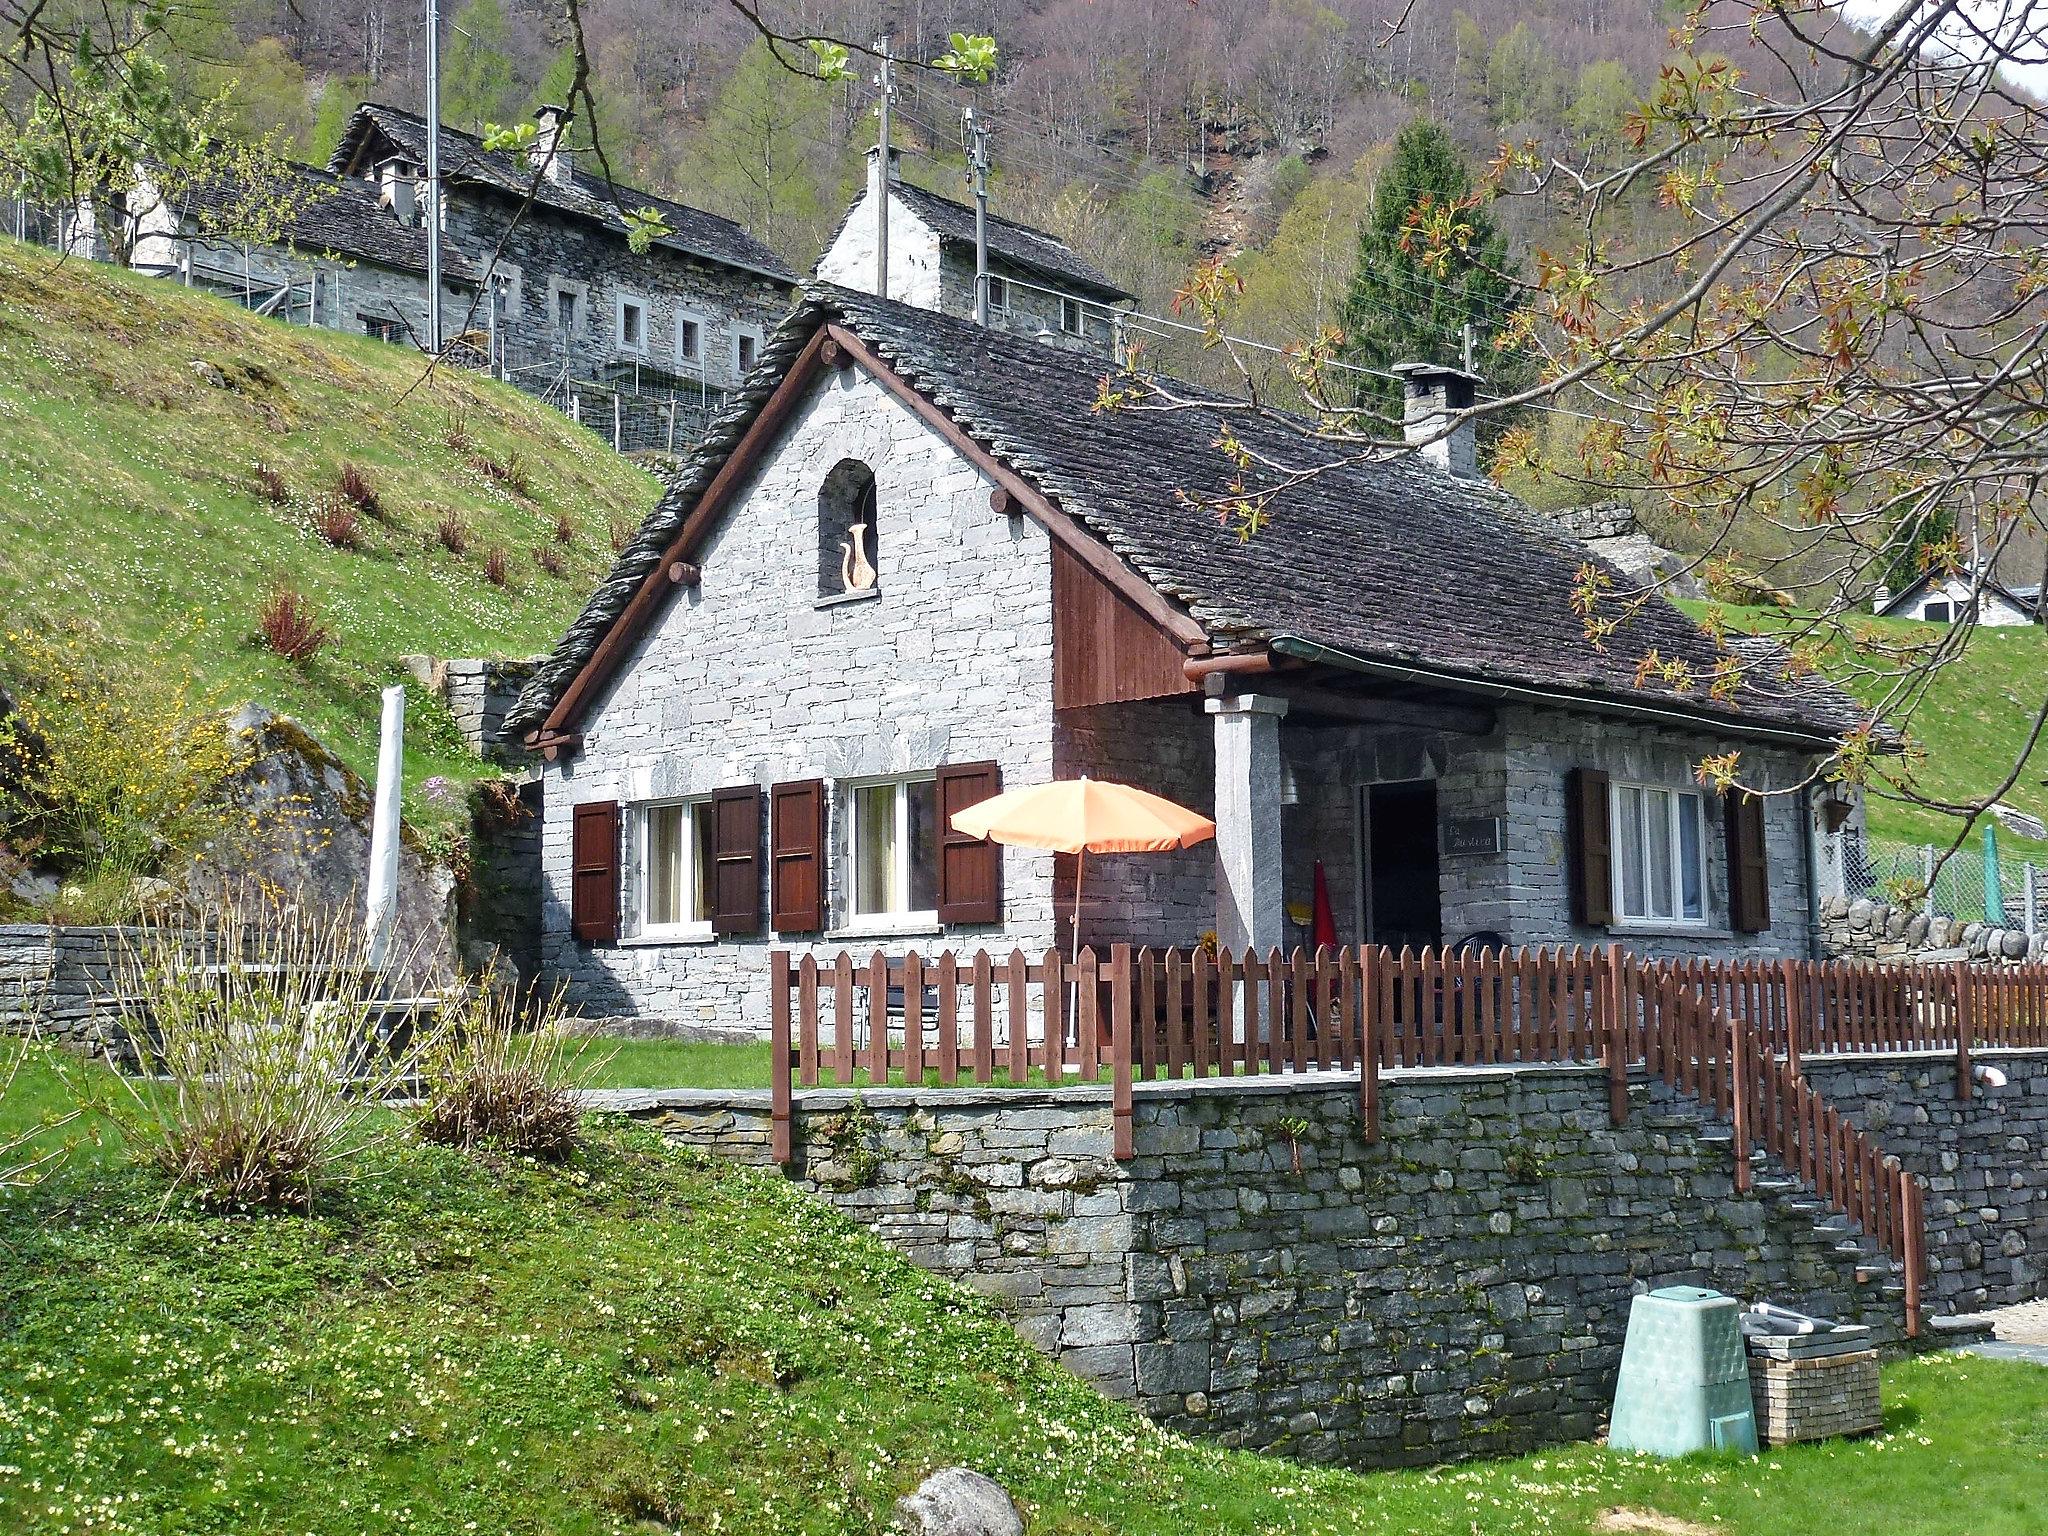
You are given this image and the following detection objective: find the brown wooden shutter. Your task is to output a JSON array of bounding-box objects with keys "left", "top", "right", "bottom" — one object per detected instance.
[
  {"left": 1566, "top": 768, "right": 1613, "bottom": 927},
  {"left": 935, "top": 760, "right": 1003, "bottom": 925},
  {"left": 710, "top": 785, "right": 763, "bottom": 937},
  {"left": 770, "top": 778, "right": 828, "bottom": 934},
  {"left": 570, "top": 800, "right": 621, "bottom": 945},
  {"left": 1726, "top": 790, "right": 1771, "bottom": 933}
]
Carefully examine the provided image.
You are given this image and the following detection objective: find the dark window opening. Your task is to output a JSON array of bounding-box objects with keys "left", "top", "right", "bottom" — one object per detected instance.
[
  {"left": 1061, "top": 296, "right": 1084, "bottom": 335},
  {"left": 818, "top": 458, "right": 878, "bottom": 598},
  {"left": 737, "top": 331, "right": 759, "bottom": 371},
  {"left": 619, "top": 300, "right": 643, "bottom": 351},
  {"left": 1924, "top": 599, "right": 1953, "bottom": 623},
  {"left": 1361, "top": 779, "right": 1442, "bottom": 950},
  {"left": 678, "top": 317, "right": 700, "bottom": 362},
  {"left": 360, "top": 315, "right": 404, "bottom": 345},
  {"left": 555, "top": 290, "right": 576, "bottom": 331},
  {"left": 986, "top": 274, "right": 1008, "bottom": 311}
]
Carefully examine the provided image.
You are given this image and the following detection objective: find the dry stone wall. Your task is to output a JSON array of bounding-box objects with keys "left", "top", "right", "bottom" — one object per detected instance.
[
  {"left": 602, "top": 1054, "right": 2043, "bottom": 1469},
  {"left": 1819, "top": 894, "right": 2046, "bottom": 964}
]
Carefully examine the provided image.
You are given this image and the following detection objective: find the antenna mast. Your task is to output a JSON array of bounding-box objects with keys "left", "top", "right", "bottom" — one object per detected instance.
[{"left": 965, "top": 108, "right": 991, "bottom": 326}]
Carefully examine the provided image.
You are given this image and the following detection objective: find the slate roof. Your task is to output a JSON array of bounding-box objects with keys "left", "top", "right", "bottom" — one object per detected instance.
[
  {"left": 880, "top": 181, "right": 1132, "bottom": 302},
  {"left": 328, "top": 104, "right": 796, "bottom": 284},
  {"left": 162, "top": 160, "right": 479, "bottom": 281},
  {"left": 1875, "top": 563, "right": 2041, "bottom": 617},
  {"left": 509, "top": 285, "right": 1864, "bottom": 745}
]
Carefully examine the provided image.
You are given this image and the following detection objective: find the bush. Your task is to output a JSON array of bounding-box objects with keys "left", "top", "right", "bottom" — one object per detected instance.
[
  {"left": 483, "top": 545, "right": 510, "bottom": 587},
  {"left": 311, "top": 496, "right": 361, "bottom": 550},
  {"left": 435, "top": 509, "right": 470, "bottom": 554},
  {"left": 469, "top": 451, "right": 532, "bottom": 498},
  {"left": 608, "top": 513, "right": 637, "bottom": 553},
  {"left": 251, "top": 462, "right": 289, "bottom": 504},
  {"left": 97, "top": 903, "right": 426, "bottom": 1211},
  {"left": 256, "top": 587, "right": 330, "bottom": 662},
  {"left": 415, "top": 981, "right": 598, "bottom": 1159},
  {"left": 552, "top": 509, "right": 577, "bottom": 545},
  {"left": 532, "top": 544, "right": 566, "bottom": 579},
  {"left": 443, "top": 410, "right": 472, "bottom": 453},
  {"left": 336, "top": 460, "right": 383, "bottom": 520},
  {"left": 0, "top": 629, "right": 247, "bottom": 918}
]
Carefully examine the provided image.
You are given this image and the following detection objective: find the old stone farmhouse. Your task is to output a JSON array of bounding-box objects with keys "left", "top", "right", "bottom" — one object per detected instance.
[
  {"left": 122, "top": 103, "right": 794, "bottom": 400},
  {"left": 1874, "top": 557, "right": 2041, "bottom": 627},
  {"left": 506, "top": 280, "right": 1870, "bottom": 1032},
  {"left": 815, "top": 149, "right": 1134, "bottom": 356}
]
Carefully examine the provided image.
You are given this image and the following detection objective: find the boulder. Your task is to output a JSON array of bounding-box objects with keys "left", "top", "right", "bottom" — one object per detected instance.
[
  {"left": 182, "top": 705, "right": 457, "bottom": 990},
  {"left": 894, "top": 1469, "right": 1024, "bottom": 1536}
]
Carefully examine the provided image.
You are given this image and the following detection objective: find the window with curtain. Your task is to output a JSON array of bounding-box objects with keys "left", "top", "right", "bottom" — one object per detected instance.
[
  {"left": 1610, "top": 781, "right": 1707, "bottom": 925},
  {"left": 641, "top": 799, "right": 716, "bottom": 936},
  {"left": 849, "top": 776, "right": 939, "bottom": 920}
]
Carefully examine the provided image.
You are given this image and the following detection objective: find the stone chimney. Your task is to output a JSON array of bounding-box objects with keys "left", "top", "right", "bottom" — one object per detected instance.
[
  {"left": 530, "top": 105, "right": 575, "bottom": 188},
  {"left": 376, "top": 157, "right": 418, "bottom": 224},
  {"left": 865, "top": 143, "right": 903, "bottom": 203},
  {"left": 1393, "top": 361, "right": 1483, "bottom": 478}
]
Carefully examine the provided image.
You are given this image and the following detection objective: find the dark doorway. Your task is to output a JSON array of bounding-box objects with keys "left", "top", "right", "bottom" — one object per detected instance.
[{"left": 1363, "top": 780, "right": 1442, "bottom": 950}]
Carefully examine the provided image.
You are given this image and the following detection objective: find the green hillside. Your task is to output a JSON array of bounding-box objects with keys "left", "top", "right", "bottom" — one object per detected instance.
[
  {"left": 0, "top": 235, "right": 657, "bottom": 792},
  {"left": 1695, "top": 604, "right": 2048, "bottom": 851}
]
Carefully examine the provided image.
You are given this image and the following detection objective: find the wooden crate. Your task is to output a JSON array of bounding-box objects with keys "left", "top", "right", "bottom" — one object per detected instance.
[{"left": 1747, "top": 1348, "right": 1882, "bottom": 1446}]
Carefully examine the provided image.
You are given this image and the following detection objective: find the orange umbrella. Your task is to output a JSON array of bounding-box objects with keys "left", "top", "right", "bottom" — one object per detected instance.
[{"left": 951, "top": 776, "right": 1215, "bottom": 969}]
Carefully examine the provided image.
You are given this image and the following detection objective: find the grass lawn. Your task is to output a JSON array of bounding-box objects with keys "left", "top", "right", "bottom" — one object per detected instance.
[
  {"left": 1685, "top": 602, "right": 2048, "bottom": 851},
  {"left": 0, "top": 235, "right": 658, "bottom": 805},
  {"left": 2, "top": 1050, "right": 2044, "bottom": 1535}
]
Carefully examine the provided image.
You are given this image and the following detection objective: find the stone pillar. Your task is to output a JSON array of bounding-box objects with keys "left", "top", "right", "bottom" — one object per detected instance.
[{"left": 1207, "top": 693, "right": 1289, "bottom": 954}]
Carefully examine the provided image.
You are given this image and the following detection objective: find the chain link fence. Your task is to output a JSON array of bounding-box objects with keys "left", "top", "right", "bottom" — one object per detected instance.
[{"left": 1844, "top": 829, "right": 2048, "bottom": 929}]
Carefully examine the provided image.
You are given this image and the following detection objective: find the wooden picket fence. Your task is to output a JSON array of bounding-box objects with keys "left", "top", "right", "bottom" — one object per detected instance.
[{"left": 768, "top": 943, "right": 2048, "bottom": 1337}]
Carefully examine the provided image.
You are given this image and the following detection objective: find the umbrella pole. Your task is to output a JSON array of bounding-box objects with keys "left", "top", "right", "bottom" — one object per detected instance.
[{"left": 1068, "top": 846, "right": 1085, "bottom": 1052}]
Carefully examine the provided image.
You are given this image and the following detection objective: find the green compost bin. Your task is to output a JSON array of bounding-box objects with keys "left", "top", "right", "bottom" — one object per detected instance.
[{"left": 1608, "top": 1286, "right": 1758, "bottom": 1457}]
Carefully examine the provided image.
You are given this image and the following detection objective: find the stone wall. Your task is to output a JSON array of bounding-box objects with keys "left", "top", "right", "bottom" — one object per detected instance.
[
  {"left": 1802, "top": 1051, "right": 2048, "bottom": 1314},
  {"left": 1818, "top": 894, "right": 2045, "bottom": 965},
  {"left": 540, "top": 366, "right": 1060, "bottom": 1031},
  {"left": 604, "top": 1053, "right": 2041, "bottom": 1469},
  {"left": 0, "top": 925, "right": 130, "bottom": 1046},
  {"left": 401, "top": 655, "right": 539, "bottom": 763}
]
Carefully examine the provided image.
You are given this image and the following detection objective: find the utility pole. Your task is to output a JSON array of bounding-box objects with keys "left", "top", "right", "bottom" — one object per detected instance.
[
  {"left": 424, "top": 0, "right": 442, "bottom": 354},
  {"left": 965, "top": 108, "right": 992, "bottom": 326},
  {"left": 875, "top": 33, "right": 894, "bottom": 299},
  {"left": 1461, "top": 321, "right": 1476, "bottom": 374}
]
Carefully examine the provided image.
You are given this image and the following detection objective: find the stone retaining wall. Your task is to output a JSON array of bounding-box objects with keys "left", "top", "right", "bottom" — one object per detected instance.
[
  {"left": 0, "top": 925, "right": 131, "bottom": 1046},
  {"left": 1801, "top": 1051, "right": 2048, "bottom": 1314},
  {"left": 1819, "top": 894, "right": 2045, "bottom": 964},
  {"left": 599, "top": 1055, "right": 2046, "bottom": 1469}
]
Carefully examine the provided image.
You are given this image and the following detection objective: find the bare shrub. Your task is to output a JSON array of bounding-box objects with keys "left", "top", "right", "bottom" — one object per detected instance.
[
  {"left": 311, "top": 496, "right": 361, "bottom": 550},
  {"left": 97, "top": 903, "right": 425, "bottom": 1211},
  {"left": 256, "top": 587, "right": 330, "bottom": 662},
  {"left": 608, "top": 513, "right": 636, "bottom": 553},
  {"left": 443, "top": 411, "right": 472, "bottom": 453},
  {"left": 532, "top": 544, "right": 566, "bottom": 579},
  {"left": 415, "top": 981, "right": 601, "bottom": 1160},
  {"left": 336, "top": 460, "right": 384, "bottom": 520},
  {"left": 251, "top": 462, "right": 289, "bottom": 504},
  {"left": 552, "top": 509, "right": 577, "bottom": 545},
  {"left": 483, "top": 546, "right": 510, "bottom": 587},
  {"left": 434, "top": 509, "right": 470, "bottom": 554},
  {"left": 469, "top": 451, "right": 532, "bottom": 498}
]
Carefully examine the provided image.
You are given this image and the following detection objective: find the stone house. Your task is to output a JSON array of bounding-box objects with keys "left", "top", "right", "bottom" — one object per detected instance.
[
  {"left": 505, "top": 284, "right": 1868, "bottom": 1032},
  {"left": 1874, "top": 559, "right": 2040, "bottom": 627},
  {"left": 121, "top": 104, "right": 794, "bottom": 397},
  {"left": 815, "top": 149, "right": 1134, "bottom": 356}
]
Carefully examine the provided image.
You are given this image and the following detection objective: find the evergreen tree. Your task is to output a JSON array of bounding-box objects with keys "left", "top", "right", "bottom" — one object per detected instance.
[
  {"left": 440, "top": 0, "right": 515, "bottom": 135},
  {"left": 1337, "top": 117, "right": 1511, "bottom": 418}
]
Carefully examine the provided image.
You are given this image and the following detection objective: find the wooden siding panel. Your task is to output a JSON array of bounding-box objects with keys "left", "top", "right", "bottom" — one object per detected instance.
[{"left": 1052, "top": 542, "right": 1198, "bottom": 709}]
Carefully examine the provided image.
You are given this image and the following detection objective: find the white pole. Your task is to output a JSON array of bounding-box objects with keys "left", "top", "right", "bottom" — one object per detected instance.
[
  {"left": 966, "top": 108, "right": 991, "bottom": 326},
  {"left": 875, "top": 33, "right": 893, "bottom": 297},
  {"left": 364, "top": 686, "right": 406, "bottom": 975},
  {"left": 424, "top": 0, "right": 442, "bottom": 355}
]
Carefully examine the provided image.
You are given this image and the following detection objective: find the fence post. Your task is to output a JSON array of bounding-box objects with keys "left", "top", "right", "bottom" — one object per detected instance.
[
  {"left": 1954, "top": 961, "right": 1973, "bottom": 1101},
  {"left": 1729, "top": 1011, "right": 1752, "bottom": 1193},
  {"left": 1902, "top": 1170, "right": 1924, "bottom": 1339},
  {"left": 1359, "top": 946, "right": 1380, "bottom": 1143},
  {"left": 1111, "top": 944, "right": 1134, "bottom": 1161},
  {"left": 1780, "top": 957, "right": 1803, "bottom": 1078},
  {"left": 770, "top": 949, "right": 793, "bottom": 1165},
  {"left": 1604, "top": 944, "right": 1629, "bottom": 1125}
]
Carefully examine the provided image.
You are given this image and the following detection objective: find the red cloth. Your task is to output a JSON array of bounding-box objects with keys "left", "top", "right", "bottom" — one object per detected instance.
[{"left": 1310, "top": 858, "right": 1339, "bottom": 949}]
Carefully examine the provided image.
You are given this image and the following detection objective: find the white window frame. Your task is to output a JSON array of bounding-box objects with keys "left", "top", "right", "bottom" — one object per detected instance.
[
  {"left": 615, "top": 293, "right": 648, "bottom": 355},
  {"left": 636, "top": 797, "right": 714, "bottom": 941},
  {"left": 674, "top": 308, "right": 704, "bottom": 369},
  {"left": 1609, "top": 780, "right": 1710, "bottom": 928},
  {"left": 845, "top": 773, "right": 939, "bottom": 928},
  {"left": 733, "top": 324, "right": 764, "bottom": 377}
]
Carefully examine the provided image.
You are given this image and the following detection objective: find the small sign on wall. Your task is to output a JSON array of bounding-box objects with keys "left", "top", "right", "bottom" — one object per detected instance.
[{"left": 1443, "top": 815, "right": 1504, "bottom": 857}]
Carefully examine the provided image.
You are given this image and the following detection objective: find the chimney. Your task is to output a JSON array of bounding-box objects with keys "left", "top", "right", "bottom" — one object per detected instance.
[
  {"left": 377, "top": 157, "right": 418, "bottom": 224},
  {"left": 531, "top": 105, "right": 575, "bottom": 188},
  {"left": 1394, "top": 361, "right": 1483, "bottom": 478},
  {"left": 865, "top": 143, "right": 902, "bottom": 202},
  {"left": 1872, "top": 582, "right": 1892, "bottom": 614}
]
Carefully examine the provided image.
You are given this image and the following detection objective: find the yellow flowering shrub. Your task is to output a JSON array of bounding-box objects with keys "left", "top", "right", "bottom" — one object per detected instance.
[{"left": 0, "top": 629, "right": 248, "bottom": 921}]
